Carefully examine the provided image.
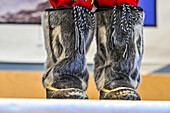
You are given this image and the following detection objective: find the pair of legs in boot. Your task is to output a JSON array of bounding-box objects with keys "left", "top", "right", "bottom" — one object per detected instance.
[{"left": 42, "top": 0, "right": 144, "bottom": 100}]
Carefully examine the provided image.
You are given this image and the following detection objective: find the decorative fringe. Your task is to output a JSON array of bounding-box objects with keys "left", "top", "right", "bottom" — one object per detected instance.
[
  {"left": 112, "top": 4, "right": 139, "bottom": 59},
  {"left": 73, "top": 6, "right": 95, "bottom": 54}
]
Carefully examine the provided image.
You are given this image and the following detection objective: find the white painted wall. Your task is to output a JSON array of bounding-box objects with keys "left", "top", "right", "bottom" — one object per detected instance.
[
  {"left": 0, "top": 0, "right": 169, "bottom": 73},
  {"left": 0, "top": 24, "right": 45, "bottom": 63}
]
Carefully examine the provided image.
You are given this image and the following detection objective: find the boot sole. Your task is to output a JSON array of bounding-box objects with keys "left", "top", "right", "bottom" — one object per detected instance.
[
  {"left": 46, "top": 88, "right": 88, "bottom": 99},
  {"left": 100, "top": 87, "right": 141, "bottom": 100}
]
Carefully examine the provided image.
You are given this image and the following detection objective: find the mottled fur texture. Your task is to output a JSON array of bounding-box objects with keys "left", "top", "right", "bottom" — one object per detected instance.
[
  {"left": 94, "top": 7, "right": 144, "bottom": 91},
  {"left": 42, "top": 8, "right": 94, "bottom": 93}
]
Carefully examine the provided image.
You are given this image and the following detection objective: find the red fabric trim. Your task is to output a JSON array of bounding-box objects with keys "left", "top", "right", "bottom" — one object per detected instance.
[
  {"left": 49, "top": 0, "right": 92, "bottom": 10},
  {"left": 49, "top": 0, "right": 139, "bottom": 10},
  {"left": 94, "top": 0, "right": 139, "bottom": 8},
  {"left": 73, "top": 0, "right": 92, "bottom": 10}
]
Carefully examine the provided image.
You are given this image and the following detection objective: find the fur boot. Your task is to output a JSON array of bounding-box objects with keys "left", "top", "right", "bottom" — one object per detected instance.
[
  {"left": 42, "top": 6, "right": 95, "bottom": 99},
  {"left": 94, "top": 4, "right": 144, "bottom": 100}
]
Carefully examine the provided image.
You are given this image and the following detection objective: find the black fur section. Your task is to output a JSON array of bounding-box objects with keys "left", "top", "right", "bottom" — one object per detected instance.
[{"left": 55, "top": 36, "right": 63, "bottom": 58}]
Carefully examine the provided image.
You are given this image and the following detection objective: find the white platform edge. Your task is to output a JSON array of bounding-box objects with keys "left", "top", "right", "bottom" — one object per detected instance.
[{"left": 0, "top": 99, "right": 170, "bottom": 113}]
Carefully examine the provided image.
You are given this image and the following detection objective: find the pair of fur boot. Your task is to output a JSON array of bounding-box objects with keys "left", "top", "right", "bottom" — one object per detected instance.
[{"left": 42, "top": 4, "right": 144, "bottom": 100}]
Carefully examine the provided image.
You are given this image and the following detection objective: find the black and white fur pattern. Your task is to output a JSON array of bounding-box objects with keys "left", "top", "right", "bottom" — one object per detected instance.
[
  {"left": 42, "top": 7, "right": 95, "bottom": 92},
  {"left": 94, "top": 5, "right": 144, "bottom": 91}
]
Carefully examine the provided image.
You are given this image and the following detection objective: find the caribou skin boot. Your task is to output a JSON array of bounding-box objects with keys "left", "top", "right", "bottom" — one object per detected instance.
[
  {"left": 42, "top": 6, "right": 95, "bottom": 99},
  {"left": 94, "top": 4, "right": 144, "bottom": 100}
]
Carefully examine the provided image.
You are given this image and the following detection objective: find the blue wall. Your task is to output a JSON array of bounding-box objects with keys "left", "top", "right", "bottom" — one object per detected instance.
[{"left": 138, "top": 0, "right": 156, "bottom": 26}]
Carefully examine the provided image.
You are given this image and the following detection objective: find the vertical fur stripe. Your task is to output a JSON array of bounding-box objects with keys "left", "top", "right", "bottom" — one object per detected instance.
[{"left": 48, "top": 11, "right": 57, "bottom": 63}]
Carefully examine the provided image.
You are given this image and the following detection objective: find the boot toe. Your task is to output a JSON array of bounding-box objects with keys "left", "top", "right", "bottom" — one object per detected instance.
[
  {"left": 46, "top": 88, "right": 88, "bottom": 99},
  {"left": 100, "top": 87, "right": 141, "bottom": 100}
]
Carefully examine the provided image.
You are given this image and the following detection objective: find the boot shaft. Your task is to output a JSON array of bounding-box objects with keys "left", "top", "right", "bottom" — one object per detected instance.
[
  {"left": 42, "top": 7, "right": 95, "bottom": 91},
  {"left": 43, "top": 7, "right": 95, "bottom": 70},
  {"left": 94, "top": 5, "right": 144, "bottom": 91}
]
